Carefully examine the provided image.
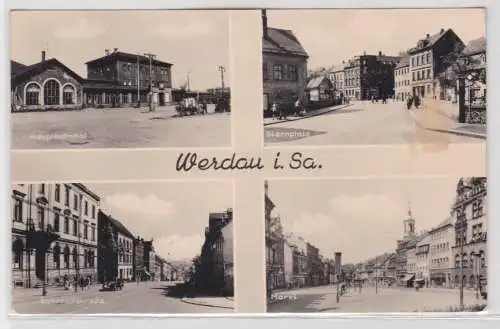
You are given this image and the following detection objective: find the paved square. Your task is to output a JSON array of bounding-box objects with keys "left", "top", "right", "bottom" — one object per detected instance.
[{"left": 11, "top": 106, "right": 231, "bottom": 149}]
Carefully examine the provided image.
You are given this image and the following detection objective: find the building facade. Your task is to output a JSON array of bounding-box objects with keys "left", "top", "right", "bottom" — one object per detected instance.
[
  {"left": 221, "top": 214, "right": 234, "bottom": 293},
  {"left": 415, "top": 234, "right": 431, "bottom": 286},
  {"left": 451, "top": 177, "right": 487, "bottom": 289},
  {"left": 113, "top": 219, "right": 135, "bottom": 281},
  {"left": 133, "top": 237, "right": 145, "bottom": 281},
  {"left": 143, "top": 240, "right": 155, "bottom": 280},
  {"left": 428, "top": 218, "right": 454, "bottom": 287},
  {"left": 11, "top": 53, "right": 85, "bottom": 112},
  {"left": 394, "top": 54, "right": 411, "bottom": 101},
  {"left": 12, "top": 184, "right": 100, "bottom": 288},
  {"left": 327, "top": 64, "right": 346, "bottom": 99},
  {"left": 84, "top": 49, "right": 173, "bottom": 108},
  {"left": 283, "top": 239, "right": 295, "bottom": 288},
  {"left": 461, "top": 37, "right": 487, "bottom": 124},
  {"left": 262, "top": 10, "right": 308, "bottom": 116},
  {"left": 408, "top": 28, "right": 465, "bottom": 100},
  {"left": 305, "top": 76, "right": 334, "bottom": 102},
  {"left": 344, "top": 52, "right": 399, "bottom": 101}
]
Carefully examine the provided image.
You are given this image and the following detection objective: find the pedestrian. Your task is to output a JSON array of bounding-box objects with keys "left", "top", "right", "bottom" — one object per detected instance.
[
  {"left": 279, "top": 103, "right": 287, "bottom": 120},
  {"left": 414, "top": 95, "right": 421, "bottom": 109},
  {"left": 294, "top": 98, "right": 302, "bottom": 117},
  {"left": 406, "top": 96, "right": 413, "bottom": 110},
  {"left": 271, "top": 101, "right": 279, "bottom": 120}
]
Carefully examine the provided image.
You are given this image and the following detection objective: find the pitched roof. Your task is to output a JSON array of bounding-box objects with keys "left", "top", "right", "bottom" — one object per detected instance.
[
  {"left": 428, "top": 217, "right": 453, "bottom": 233},
  {"left": 408, "top": 29, "right": 457, "bottom": 54},
  {"left": 108, "top": 215, "right": 135, "bottom": 239},
  {"left": 396, "top": 55, "right": 410, "bottom": 68},
  {"left": 462, "top": 37, "right": 486, "bottom": 56},
  {"left": 11, "top": 58, "right": 85, "bottom": 85},
  {"left": 11, "top": 60, "right": 28, "bottom": 76},
  {"left": 306, "top": 76, "right": 332, "bottom": 89},
  {"left": 85, "top": 51, "right": 173, "bottom": 67},
  {"left": 263, "top": 27, "right": 308, "bottom": 58}
]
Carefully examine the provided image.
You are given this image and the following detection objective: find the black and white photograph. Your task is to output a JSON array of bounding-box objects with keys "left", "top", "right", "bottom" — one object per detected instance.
[
  {"left": 10, "top": 10, "right": 231, "bottom": 149},
  {"left": 264, "top": 177, "right": 487, "bottom": 313},
  {"left": 262, "top": 9, "right": 486, "bottom": 146},
  {"left": 11, "top": 181, "right": 234, "bottom": 314}
]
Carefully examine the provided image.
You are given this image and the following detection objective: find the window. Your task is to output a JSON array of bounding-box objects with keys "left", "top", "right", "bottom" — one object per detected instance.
[
  {"left": 25, "top": 83, "right": 41, "bottom": 105},
  {"left": 72, "top": 248, "right": 78, "bottom": 268},
  {"left": 43, "top": 79, "right": 60, "bottom": 105},
  {"left": 73, "top": 195, "right": 78, "bottom": 210},
  {"left": 53, "top": 245, "right": 60, "bottom": 269},
  {"left": 105, "top": 93, "right": 112, "bottom": 104},
  {"left": 427, "top": 69, "right": 431, "bottom": 79},
  {"left": 84, "top": 201, "right": 88, "bottom": 216},
  {"left": 273, "top": 64, "right": 283, "bottom": 80},
  {"left": 287, "top": 65, "right": 298, "bottom": 81},
  {"left": 263, "top": 63, "right": 268, "bottom": 81},
  {"left": 13, "top": 198, "right": 23, "bottom": 222},
  {"left": 54, "top": 212, "right": 60, "bottom": 232},
  {"left": 91, "top": 227, "right": 96, "bottom": 241},
  {"left": 426, "top": 53, "right": 431, "bottom": 64},
  {"left": 412, "top": 72, "right": 416, "bottom": 81},
  {"left": 64, "top": 185, "right": 70, "bottom": 206},
  {"left": 84, "top": 224, "right": 88, "bottom": 240},
  {"left": 472, "top": 199, "right": 484, "bottom": 219},
  {"left": 37, "top": 206, "right": 45, "bottom": 230},
  {"left": 92, "top": 205, "right": 96, "bottom": 219},
  {"left": 12, "top": 239, "right": 24, "bottom": 269},
  {"left": 62, "top": 85, "right": 75, "bottom": 105},
  {"left": 64, "top": 246, "right": 70, "bottom": 269},
  {"left": 73, "top": 217, "right": 78, "bottom": 236},
  {"left": 54, "top": 184, "right": 60, "bottom": 202},
  {"left": 64, "top": 216, "right": 69, "bottom": 234}
]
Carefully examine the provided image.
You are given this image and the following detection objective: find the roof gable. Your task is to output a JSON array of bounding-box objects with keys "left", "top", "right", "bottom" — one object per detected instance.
[
  {"left": 11, "top": 58, "right": 85, "bottom": 85},
  {"left": 306, "top": 76, "right": 332, "bottom": 89},
  {"left": 462, "top": 37, "right": 486, "bottom": 56},
  {"left": 408, "top": 29, "right": 457, "bottom": 54},
  {"left": 85, "top": 51, "right": 173, "bottom": 67},
  {"left": 263, "top": 27, "right": 308, "bottom": 58},
  {"left": 11, "top": 60, "right": 28, "bottom": 76}
]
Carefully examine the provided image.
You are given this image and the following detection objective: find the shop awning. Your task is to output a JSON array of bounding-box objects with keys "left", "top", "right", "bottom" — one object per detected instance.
[{"left": 402, "top": 274, "right": 415, "bottom": 282}]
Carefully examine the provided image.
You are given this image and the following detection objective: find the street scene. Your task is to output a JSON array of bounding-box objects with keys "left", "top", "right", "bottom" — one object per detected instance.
[
  {"left": 11, "top": 181, "right": 234, "bottom": 314},
  {"left": 262, "top": 9, "right": 486, "bottom": 146},
  {"left": 10, "top": 11, "right": 231, "bottom": 149},
  {"left": 264, "top": 177, "right": 487, "bottom": 312}
]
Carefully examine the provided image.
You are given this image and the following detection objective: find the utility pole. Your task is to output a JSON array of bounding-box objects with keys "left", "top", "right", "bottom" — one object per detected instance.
[
  {"left": 187, "top": 71, "right": 191, "bottom": 92},
  {"left": 218, "top": 65, "right": 226, "bottom": 90},
  {"left": 144, "top": 53, "right": 156, "bottom": 111}
]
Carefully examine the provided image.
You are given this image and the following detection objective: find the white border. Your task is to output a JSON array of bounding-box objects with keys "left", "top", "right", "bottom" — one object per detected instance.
[{"left": 3, "top": 0, "right": 499, "bottom": 327}]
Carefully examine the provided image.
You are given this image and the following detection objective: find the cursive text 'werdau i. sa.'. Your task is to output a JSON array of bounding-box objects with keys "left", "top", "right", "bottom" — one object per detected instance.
[{"left": 176, "top": 152, "right": 264, "bottom": 171}]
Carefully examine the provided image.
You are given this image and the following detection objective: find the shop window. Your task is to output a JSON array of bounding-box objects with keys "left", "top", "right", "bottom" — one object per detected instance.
[
  {"left": 53, "top": 245, "right": 61, "bottom": 269},
  {"left": 25, "top": 83, "right": 41, "bottom": 105},
  {"left": 13, "top": 197, "right": 23, "bottom": 222}
]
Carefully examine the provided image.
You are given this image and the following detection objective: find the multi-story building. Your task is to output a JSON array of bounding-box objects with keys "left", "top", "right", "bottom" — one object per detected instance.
[
  {"left": 428, "top": 217, "right": 454, "bottom": 287},
  {"left": 344, "top": 52, "right": 399, "bottom": 101},
  {"left": 283, "top": 238, "right": 295, "bottom": 288},
  {"left": 286, "top": 234, "right": 308, "bottom": 288},
  {"left": 221, "top": 211, "right": 234, "bottom": 293},
  {"left": 307, "top": 242, "right": 322, "bottom": 286},
  {"left": 198, "top": 209, "right": 233, "bottom": 295},
  {"left": 143, "top": 239, "right": 155, "bottom": 280},
  {"left": 133, "top": 237, "right": 145, "bottom": 281},
  {"left": 395, "top": 205, "right": 422, "bottom": 285},
  {"left": 11, "top": 52, "right": 85, "bottom": 112},
  {"left": 262, "top": 10, "right": 309, "bottom": 117},
  {"left": 408, "top": 28, "right": 465, "bottom": 100},
  {"left": 394, "top": 54, "right": 411, "bottom": 101},
  {"left": 112, "top": 218, "right": 135, "bottom": 281},
  {"left": 405, "top": 244, "right": 417, "bottom": 280},
  {"left": 327, "top": 64, "right": 346, "bottom": 99},
  {"left": 415, "top": 233, "right": 431, "bottom": 287},
  {"left": 451, "top": 177, "right": 487, "bottom": 289},
  {"left": 12, "top": 183, "right": 100, "bottom": 288},
  {"left": 83, "top": 48, "right": 173, "bottom": 108}
]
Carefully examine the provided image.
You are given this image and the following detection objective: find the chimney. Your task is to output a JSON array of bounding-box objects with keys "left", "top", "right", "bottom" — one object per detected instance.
[
  {"left": 261, "top": 9, "right": 268, "bottom": 38},
  {"left": 105, "top": 49, "right": 110, "bottom": 56},
  {"left": 378, "top": 51, "right": 382, "bottom": 56},
  {"left": 113, "top": 48, "right": 118, "bottom": 53},
  {"left": 41, "top": 50, "right": 46, "bottom": 63},
  {"left": 426, "top": 33, "right": 430, "bottom": 39},
  {"left": 440, "top": 28, "right": 445, "bottom": 33}
]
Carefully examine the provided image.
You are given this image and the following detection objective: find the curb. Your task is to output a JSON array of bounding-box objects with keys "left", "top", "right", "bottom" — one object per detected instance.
[
  {"left": 180, "top": 297, "right": 234, "bottom": 310},
  {"left": 405, "top": 109, "right": 486, "bottom": 140},
  {"left": 263, "top": 104, "right": 353, "bottom": 127}
]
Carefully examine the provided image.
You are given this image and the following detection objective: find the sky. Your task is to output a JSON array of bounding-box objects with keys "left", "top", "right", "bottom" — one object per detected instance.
[
  {"left": 267, "top": 177, "right": 461, "bottom": 264},
  {"left": 10, "top": 10, "right": 230, "bottom": 91},
  {"left": 266, "top": 8, "right": 486, "bottom": 70},
  {"left": 85, "top": 181, "right": 233, "bottom": 262}
]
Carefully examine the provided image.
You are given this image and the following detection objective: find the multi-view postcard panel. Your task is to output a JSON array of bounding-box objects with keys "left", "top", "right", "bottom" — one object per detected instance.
[
  {"left": 262, "top": 9, "right": 486, "bottom": 146},
  {"left": 264, "top": 177, "right": 487, "bottom": 313},
  {"left": 10, "top": 10, "right": 231, "bottom": 150},
  {"left": 11, "top": 181, "right": 234, "bottom": 314}
]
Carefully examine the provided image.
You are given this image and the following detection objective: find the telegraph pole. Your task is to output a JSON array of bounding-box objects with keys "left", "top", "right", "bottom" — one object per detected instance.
[
  {"left": 218, "top": 65, "right": 226, "bottom": 90},
  {"left": 144, "top": 53, "right": 157, "bottom": 111}
]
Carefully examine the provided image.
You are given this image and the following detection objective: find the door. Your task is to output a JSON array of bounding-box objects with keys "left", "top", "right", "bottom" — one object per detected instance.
[
  {"left": 159, "top": 92, "right": 165, "bottom": 106},
  {"left": 263, "top": 93, "right": 269, "bottom": 111}
]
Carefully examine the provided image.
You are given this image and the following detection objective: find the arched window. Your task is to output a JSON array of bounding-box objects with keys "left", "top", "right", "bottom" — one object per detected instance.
[
  {"left": 63, "top": 245, "right": 70, "bottom": 269},
  {"left": 53, "top": 244, "right": 61, "bottom": 269},
  {"left": 62, "top": 85, "right": 76, "bottom": 105},
  {"left": 25, "top": 83, "right": 41, "bottom": 105},
  {"left": 462, "top": 253, "right": 468, "bottom": 268},
  {"left": 12, "top": 238, "right": 24, "bottom": 269},
  {"left": 83, "top": 249, "right": 88, "bottom": 268},
  {"left": 43, "top": 79, "right": 60, "bottom": 105},
  {"left": 54, "top": 212, "right": 60, "bottom": 232},
  {"left": 455, "top": 254, "right": 460, "bottom": 268},
  {"left": 72, "top": 247, "right": 78, "bottom": 268}
]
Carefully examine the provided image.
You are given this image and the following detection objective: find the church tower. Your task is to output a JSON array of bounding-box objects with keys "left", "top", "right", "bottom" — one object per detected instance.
[{"left": 403, "top": 202, "right": 416, "bottom": 238}]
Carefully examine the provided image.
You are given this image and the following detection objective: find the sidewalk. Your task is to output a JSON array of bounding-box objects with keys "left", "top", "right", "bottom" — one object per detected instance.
[
  {"left": 407, "top": 104, "right": 486, "bottom": 139},
  {"left": 263, "top": 103, "right": 353, "bottom": 126},
  {"left": 180, "top": 296, "right": 235, "bottom": 310},
  {"left": 12, "top": 284, "right": 102, "bottom": 303}
]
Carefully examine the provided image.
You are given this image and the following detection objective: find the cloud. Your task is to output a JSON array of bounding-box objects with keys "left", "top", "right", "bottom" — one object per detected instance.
[
  {"left": 154, "top": 234, "right": 204, "bottom": 261},
  {"left": 289, "top": 194, "right": 405, "bottom": 262},
  {"left": 54, "top": 18, "right": 105, "bottom": 40},
  {"left": 104, "top": 193, "right": 175, "bottom": 217},
  {"left": 153, "top": 20, "right": 216, "bottom": 38}
]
